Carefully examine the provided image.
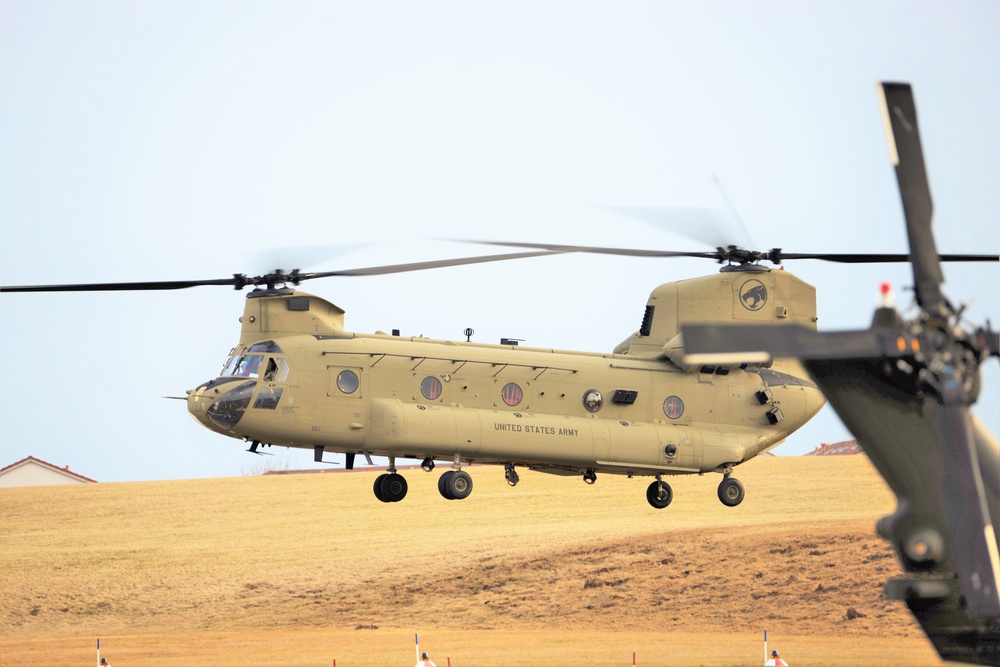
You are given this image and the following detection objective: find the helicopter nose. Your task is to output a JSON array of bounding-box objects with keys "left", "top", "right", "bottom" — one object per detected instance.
[
  {"left": 188, "top": 378, "right": 257, "bottom": 431},
  {"left": 802, "top": 382, "right": 826, "bottom": 421}
]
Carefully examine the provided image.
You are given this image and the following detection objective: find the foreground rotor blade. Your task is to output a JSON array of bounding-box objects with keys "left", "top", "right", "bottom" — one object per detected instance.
[
  {"left": 681, "top": 324, "right": 883, "bottom": 365},
  {"left": 878, "top": 82, "right": 946, "bottom": 314},
  {"left": 934, "top": 403, "right": 1000, "bottom": 619}
]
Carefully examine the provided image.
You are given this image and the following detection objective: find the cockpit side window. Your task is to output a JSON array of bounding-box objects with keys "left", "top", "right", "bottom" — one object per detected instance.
[
  {"left": 261, "top": 357, "right": 291, "bottom": 382},
  {"left": 274, "top": 358, "right": 291, "bottom": 383}
]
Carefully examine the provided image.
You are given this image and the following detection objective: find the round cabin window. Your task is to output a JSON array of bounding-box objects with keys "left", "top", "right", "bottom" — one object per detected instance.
[
  {"left": 583, "top": 389, "right": 603, "bottom": 412},
  {"left": 501, "top": 383, "right": 523, "bottom": 407},
  {"left": 337, "top": 370, "right": 359, "bottom": 394},
  {"left": 663, "top": 395, "right": 685, "bottom": 419},
  {"left": 421, "top": 376, "right": 443, "bottom": 400}
]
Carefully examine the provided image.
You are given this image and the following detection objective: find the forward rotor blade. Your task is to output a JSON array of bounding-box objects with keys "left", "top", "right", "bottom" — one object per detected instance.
[
  {"left": 298, "top": 250, "right": 560, "bottom": 279},
  {"left": 0, "top": 277, "right": 244, "bottom": 293},
  {"left": 878, "top": 82, "right": 945, "bottom": 314},
  {"left": 0, "top": 251, "right": 561, "bottom": 293}
]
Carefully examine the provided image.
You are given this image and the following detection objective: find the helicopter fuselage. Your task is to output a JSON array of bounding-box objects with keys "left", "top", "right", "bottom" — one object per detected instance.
[
  {"left": 187, "top": 282, "right": 824, "bottom": 505},
  {"left": 190, "top": 330, "right": 821, "bottom": 474}
]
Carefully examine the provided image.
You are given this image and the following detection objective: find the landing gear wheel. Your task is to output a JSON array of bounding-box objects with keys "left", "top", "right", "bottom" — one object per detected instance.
[
  {"left": 440, "top": 469, "right": 473, "bottom": 500},
  {"left": 583, "top": 469, "right": 597, "bottom": 485},
  {"left": 438, "top": 470, "right": 455, "bottom": 499},
  {"left": 373, "top": 473, "right": 389, "bottom": 503},
  {"left": 718, "top": 477, "right": 745, "bottom": 507},
  {"left": 379, "top": 473, "right": 408, "bottom": 503},
  {"left": 646, "top": 480, "right": 673, "bottom": 509}
]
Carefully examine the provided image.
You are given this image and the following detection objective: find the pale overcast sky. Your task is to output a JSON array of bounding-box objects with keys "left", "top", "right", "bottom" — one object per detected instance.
[{"left": 1, "top": 0, "right": 997, "bottom": 482}]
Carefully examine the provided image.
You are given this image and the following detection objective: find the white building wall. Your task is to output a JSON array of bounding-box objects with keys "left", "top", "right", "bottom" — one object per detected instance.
[{"left": 0, "top": 461, "right": 92, "bottom": 488}]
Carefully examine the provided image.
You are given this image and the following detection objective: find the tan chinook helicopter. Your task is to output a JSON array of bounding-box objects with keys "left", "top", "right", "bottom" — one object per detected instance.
[
  {"left": 189, "top": 255, "right": 825, "bottom": 508},
  {"left": 3, "top": 241, "right": 993, "bottom": 508}
]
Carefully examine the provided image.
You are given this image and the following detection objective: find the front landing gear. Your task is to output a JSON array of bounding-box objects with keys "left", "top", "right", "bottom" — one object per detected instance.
[
  {"left": 374, "top": 472, "right": 408, "bottom": 503},
  {"left": 646, "top": 477, "right": 673, "bottom": 509},
  {"left": 373, "top": 456, "right": 408, "bottom": 503}
]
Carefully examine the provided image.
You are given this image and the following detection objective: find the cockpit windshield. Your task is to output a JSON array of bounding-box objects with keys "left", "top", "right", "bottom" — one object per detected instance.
[
  {"left": 219, "top": 342, "right": 290, "bottom": 382},
  {"left": 220, "top": 352, "right": 241, "bottom": 376},
  {"left": 233, "top": 354, "right": 265, "bottom": 378}
]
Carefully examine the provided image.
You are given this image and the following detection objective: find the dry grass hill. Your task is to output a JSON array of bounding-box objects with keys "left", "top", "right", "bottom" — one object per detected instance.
[{"left": 0, "top": 456, "right": 946, "bottom": 666}]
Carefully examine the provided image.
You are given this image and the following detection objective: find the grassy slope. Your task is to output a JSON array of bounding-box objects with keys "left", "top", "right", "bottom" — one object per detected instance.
[{"left": 0, "top": 456, "right": 945, "bottom": 666}]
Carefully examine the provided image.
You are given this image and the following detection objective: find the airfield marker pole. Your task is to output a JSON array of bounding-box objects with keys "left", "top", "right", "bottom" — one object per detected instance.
[
  {"left": 415, "top": 633, "right": 419, "bottom": 664},
  {"left": 763, "top": 629, "right": 768, "bottom": 666},
  {"left": 96, "top": 637, "right": 100, "bottom": 667}
]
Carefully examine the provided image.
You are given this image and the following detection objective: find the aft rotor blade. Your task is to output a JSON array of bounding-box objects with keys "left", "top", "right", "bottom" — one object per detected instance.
[
  {"left": 466, "top": 240, "right": 718, "bottom": 260},
  {"left": 471, "top": 241, "right": 998, "bottom": 265},
  {"left": 775, "top": 252, "right": 998, "bottom": 263},
  {"left": 603, "top": 205, "right": 756, "bottom": 250},
  {"left": 878, "top": 82, "right": 945, "bottom": 314}
]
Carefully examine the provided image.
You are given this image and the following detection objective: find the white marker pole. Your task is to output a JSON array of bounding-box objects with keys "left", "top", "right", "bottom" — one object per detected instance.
[
  {"left": 97, "top": 638, "right": 101, "bottom": 667},
  {"left": 763, "top": 630, "right": 768, "bottom": 666},
  {"left": 415, "top": 633, "right": 420, "bottom": 664}
]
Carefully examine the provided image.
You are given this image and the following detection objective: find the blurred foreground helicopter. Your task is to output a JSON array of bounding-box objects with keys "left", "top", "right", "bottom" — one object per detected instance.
[{"left": 683, "top": 83, "right": 1000, "bottom": 665}]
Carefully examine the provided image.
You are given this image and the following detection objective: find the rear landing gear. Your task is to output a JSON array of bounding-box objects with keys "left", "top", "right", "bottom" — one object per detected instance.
[
  {"left": 582, "top": 469, "right": 597, "bottom": 485},
  {"left": 718, "top": 476, "right": 745, "bottom": 507},
  {"left": 439, "top": 469, "right": 473, "bottom": 500}
]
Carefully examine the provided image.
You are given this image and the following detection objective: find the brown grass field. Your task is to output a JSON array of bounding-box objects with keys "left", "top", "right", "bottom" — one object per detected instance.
[{"left": 0, "top": 455, "right": 949, "bottom": 666}]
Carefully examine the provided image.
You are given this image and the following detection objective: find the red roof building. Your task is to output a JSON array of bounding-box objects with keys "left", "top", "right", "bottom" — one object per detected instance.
[
  {"left": 805, "top": 440, "right": 863, "bottom": 456},
  {"left": 0, "top": 456, "right": 98, "bottom": 488}
]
